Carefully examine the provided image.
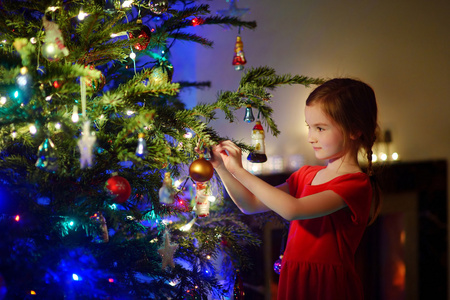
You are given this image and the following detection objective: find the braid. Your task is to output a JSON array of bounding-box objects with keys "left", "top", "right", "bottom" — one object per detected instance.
[
  {"left": 366, "top": 144, "right": 381, "bottom": 226},
  {"left": 366, "top": 148, "right": 374, "bottom": 177}
]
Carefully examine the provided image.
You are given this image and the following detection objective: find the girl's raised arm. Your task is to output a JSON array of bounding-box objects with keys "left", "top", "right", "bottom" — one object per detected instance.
[{"left": 213, "top": 141, "right": 347, "bottom": 220}]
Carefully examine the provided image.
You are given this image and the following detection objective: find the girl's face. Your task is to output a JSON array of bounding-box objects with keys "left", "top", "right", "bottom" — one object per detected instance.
[{"left": 305, "top": 103, "right": 346, "bottom": 162}]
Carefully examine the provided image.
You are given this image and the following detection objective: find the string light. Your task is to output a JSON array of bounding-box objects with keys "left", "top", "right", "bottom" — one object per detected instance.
[
  {"left": 0, "top": 96, "right": 6, "bottom": 105},
  {"left": 78, "top": 9, "right": 89, "bottom": 20},
  {"left": 15, "top": 215, "right": 20, "bottom": 221},
  {"left": 129, "top": 52, "right": 136, "bottom": 60},
  {"left": 122, "top": 0, "right": 133, "bottom": 8},
  {"left": 72, "top": 273, "right": 81, "bottom": 281},
  {"left": 29, "top": 125, "right": 37, "bottom": 135},
  {"left": 72, "top": 105, "right": 79, "bottom": 122},
  {"left": 392, "top": 152, "right": 399, "bottom": 160}
]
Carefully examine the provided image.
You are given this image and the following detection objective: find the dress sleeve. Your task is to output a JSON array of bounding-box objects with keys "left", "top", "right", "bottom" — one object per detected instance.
[
  {"left": 327, "top": 174, "right": 372, "bottom": 225},
  {"left": 286, "top": 166, "right": 317, "bottom": 197}
]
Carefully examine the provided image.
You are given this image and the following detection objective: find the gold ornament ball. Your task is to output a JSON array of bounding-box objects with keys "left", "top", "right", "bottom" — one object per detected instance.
[{"left": 189, "top": 158, "right": 214, "bottom": 182}]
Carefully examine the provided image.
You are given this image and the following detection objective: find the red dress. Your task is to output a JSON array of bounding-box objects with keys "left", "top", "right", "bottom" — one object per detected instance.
[{"left": 277, "top": 166, "right": 372, "bottom": 300}]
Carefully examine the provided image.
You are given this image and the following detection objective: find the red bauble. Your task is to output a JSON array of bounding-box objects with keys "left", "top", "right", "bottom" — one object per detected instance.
[
  {"left": 106, "top": 175, "right": 131, "bottom": 203},
  {"left": 128, "top": 19, "right": 152, "bottom": 51}
]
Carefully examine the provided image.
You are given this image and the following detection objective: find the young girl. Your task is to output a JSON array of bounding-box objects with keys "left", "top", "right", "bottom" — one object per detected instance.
[{"left": 210, "top": 78, "right": 381, "bottom": 300}]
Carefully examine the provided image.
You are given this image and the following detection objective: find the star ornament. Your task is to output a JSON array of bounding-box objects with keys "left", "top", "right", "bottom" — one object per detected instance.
[
  {"left": 217, "top": 0, "right": 250, "bottom": 18},
  {"left": 158, "top": 231, "right": 178, "bottom": 269}
]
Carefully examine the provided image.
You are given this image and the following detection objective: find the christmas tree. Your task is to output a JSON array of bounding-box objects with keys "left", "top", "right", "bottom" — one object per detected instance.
[{"left": 0, "top": 0, "right": 322, "bottom": 299}]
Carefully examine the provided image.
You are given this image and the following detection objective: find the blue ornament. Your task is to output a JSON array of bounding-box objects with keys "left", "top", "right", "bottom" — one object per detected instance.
[
  {"left": 35, "top": 138, "right": 58, "bottom": 172},
  {"left": 273, "top": 255, "right": 283, "bottom": 274}
]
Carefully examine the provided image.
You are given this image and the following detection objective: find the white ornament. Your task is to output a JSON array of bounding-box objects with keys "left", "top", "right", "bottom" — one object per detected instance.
[
  {"left": 77, "top": 121, "right": 96, "bottom": 168},
  {"left": 157, "top": 231, "right": 178, "bottom": 269},
  {"left": 195, "top": 183, "right": 210, "bottom": 217},
  {"left": 159, "top": 172, "right": 176, "bottom": 204}
]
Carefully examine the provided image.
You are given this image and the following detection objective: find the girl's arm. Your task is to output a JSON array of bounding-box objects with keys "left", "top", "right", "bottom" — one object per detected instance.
[{"left": 214, "top": 141, "right": 347, "bottom": 220}]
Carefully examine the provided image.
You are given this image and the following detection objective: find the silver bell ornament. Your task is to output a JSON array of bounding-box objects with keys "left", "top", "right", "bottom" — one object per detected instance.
[{"left": 243, "top": 104, "right": 255, "bottom": 123}]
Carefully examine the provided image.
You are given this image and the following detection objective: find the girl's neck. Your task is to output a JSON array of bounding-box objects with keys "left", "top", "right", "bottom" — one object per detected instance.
[{"left": 325, "top": 152, "right": 361, "bottom": 175}]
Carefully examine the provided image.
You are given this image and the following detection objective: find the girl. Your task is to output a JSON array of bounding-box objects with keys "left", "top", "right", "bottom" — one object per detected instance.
[{"left": 210, "top": 78, "right": 381, "bottom": 300}]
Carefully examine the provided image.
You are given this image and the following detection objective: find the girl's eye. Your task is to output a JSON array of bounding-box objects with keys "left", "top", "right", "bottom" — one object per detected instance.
[{"left": 317, "top": 127, "right": 324, "bottom": 132}]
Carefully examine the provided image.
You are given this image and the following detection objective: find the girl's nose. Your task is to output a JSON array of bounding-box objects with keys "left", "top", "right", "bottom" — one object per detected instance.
[{"left": 308, "top": 131, "right": 316, "bottom": 143}]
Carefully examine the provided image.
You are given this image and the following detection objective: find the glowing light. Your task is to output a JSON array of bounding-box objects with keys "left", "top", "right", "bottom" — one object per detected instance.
[
  {"left": 72, "top": 273, "right": 80, "bottom": 281},
  {"left": 20, "top": 67, "right": 28, "bottom": 75},
  {"left": 72, "top": 105, "right": 79, "bottom": 123},
  {"left": 206, "top": 255, "right": 211, "bottom": 260},
  {"left": 126, "top": 110, "right": 134, "bottom": 116},
  {"left": 110, "top": 32, "right": 127, "bottom": 38},
  {"left": 392, "top": 152, "right": 399, "bottom": 160},
  {"left": 17, "top": 75, "right": 28, "bottom": 87},
  {"left": 183, "top": 132, "right": 193, "bottom": 139},
  {"left": 207, "top": 195, "right": 216, "bottom": 202},
  {"left": 78, "top": 10, "right": 89, "bottom": 20},
  {"left": 30, "top": 37, "right": 37, "bottom": 44},
  {"left": 372, "top": 153, "right": 378, "bottom": 162},
  {"left": 129, "top": 52, "right": 136, "bottom": 60},
  {"left": 122, "top": 0, "right": 133, "bottom": 8},
  {"left": 44, "top": 43, "right": 56, "bottom": 55},
  {"left": 29, "top": 125, "right": 37, "bottom": 135},
  {"left": 45, "top": 95, "right": 52, "bottom": 101},
  {"left": 30, "top": 290, "right": 36, "bottom": 295},
  {"left": 15, "top": 215, "right": 20, "bottom": 221},
  {"left": 69, "top": 221, "right": 74, "bottom": 226},
  {"left": 0, "top": 96, "right": 7, "bottom": 105},
  {"left": 174, "top": 180, "right": 182, "bottom": 187},
  {"left": 13, "top": 90, "right": 19, "bottom": 98},
  {"left": 55, "top": 122, "right": 61, "bottom": 130},
  {"left": 380, "top": 153, "right": 388, "bottom": 161},
  {"left": 108, "top": 278, "right": 114, "bottom": 283},
  {"left": 11, "top": 131, "right": 17, "bottom": 139}
]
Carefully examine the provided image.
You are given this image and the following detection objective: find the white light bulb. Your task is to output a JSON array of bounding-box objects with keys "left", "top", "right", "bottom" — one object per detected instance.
[
  {"left": 72, "top": 105, "right": 79, "bottom": 123},
  {"left": 122, "top": 0, "right": 133, "bottom": 8},
  {"left": 29, "top": 125, "right": 37, "bottom": 135},
  {"left": 392, "top": 152, "right": 399, "bottom": 160},
  {"left": 129, "top": 52, "right": 136, "bottom": 60},
  {"left": 0, "top": 96, "right": 7, "bottom": 105},
  {"left": 78, "top": 11, "right": 88, "bottom": 20},
  {"left": 380, "top": 153, "right": 388, "bottom": 161},
  {"left": 371, "top": 154, "right": 378, "bottom": 162}
]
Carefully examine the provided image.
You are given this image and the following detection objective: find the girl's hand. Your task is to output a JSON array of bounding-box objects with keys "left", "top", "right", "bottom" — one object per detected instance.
[{"left": 211, "top": 140, "right": 243, "bottom": 175}]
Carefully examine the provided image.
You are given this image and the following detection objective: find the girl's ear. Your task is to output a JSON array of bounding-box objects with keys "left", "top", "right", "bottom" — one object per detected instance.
[{"left": 350, "top": 131, "right": 362, "bottom": 140}]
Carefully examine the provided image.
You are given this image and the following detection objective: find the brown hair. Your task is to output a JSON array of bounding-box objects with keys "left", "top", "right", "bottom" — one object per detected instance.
[{"left": 306, "top": 78, "right": 381, "bottom": 225}]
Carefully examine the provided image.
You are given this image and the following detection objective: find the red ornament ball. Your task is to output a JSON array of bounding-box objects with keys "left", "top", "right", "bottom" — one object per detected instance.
[
  {"left": 189, "top": 157, "right": 214, "bottom": 183},
  {"left": 128, "top": 19, "right": 152, "bottom": 51},
  {"left": 106, "top": 175, "right": 131, "bottom": 203}
]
